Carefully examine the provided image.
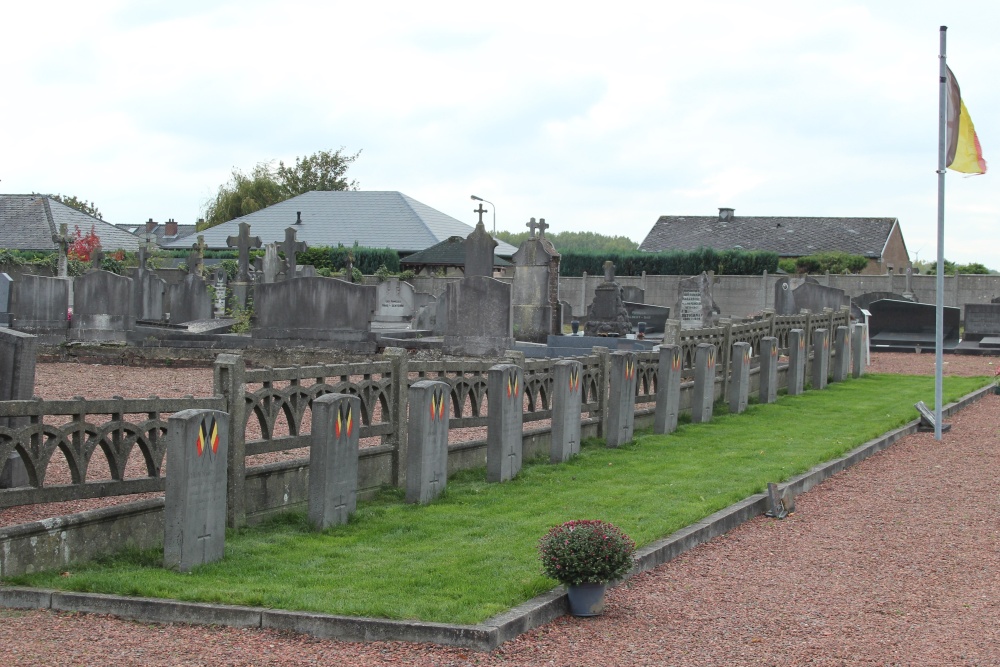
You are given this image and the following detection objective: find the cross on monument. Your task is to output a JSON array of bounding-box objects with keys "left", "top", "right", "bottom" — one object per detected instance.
[
  {"left": 196, "top": 528, "right": 213, "bottom": 559},
  {"left": 282, "top": 227, "right": 307, "bottom": 276},
  {"left": 226, "top": 222, "right": 262, "bottom": 283},
  {"left": 535, "top": 217, "right": 549, "bottom": 238},
  {"left": 137, "top": 245, "right": 148, "bottom": 271},
  {"left": 90, "top": 248, "right": 105, "bottom": 271},
  {"left": 603, "top": 260, "right": 615, "bottom": 283},
  {"left": 474, "top": 203, "right": 488, "bottom": 225},
  {"left": 333, "top": 493, "right": 349, "bottom": 518},
  {"left": 506, "top": 445, "right": 518, "bottom": 475},
  {"left": 526, "top": 217, "right": 538, "bottom": 237},
  {"left": 428, "top": 471, "right": 441, "bottom": 496},
  {"left": 187, "top": 242, "right": 204, "bottom": 276},
  {"left": 51, "top": 223, "right": 72, "bottom": 278}
]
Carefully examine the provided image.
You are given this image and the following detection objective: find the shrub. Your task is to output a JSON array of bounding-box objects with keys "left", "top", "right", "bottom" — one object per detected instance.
[{"left": 538, "top": 520, "right": 636, "bottom": 586}]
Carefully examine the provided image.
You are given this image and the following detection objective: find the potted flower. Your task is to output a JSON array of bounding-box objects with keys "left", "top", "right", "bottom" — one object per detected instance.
[{"left": 538, "top": 519, "right": 637, "bottom": 616}]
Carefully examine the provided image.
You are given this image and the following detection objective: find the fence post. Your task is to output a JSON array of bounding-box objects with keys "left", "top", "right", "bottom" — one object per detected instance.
[
  {"left": 213, "top": 353, "right": 246, "bottom": 529},
  {"left": 592, "top": 346, "right": 611, "bottom": 439},
  {"left": 383, "top": 347, "right": 409, "bottom": 490}
]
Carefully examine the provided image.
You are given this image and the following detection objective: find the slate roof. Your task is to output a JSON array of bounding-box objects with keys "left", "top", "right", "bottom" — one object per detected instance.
[
  {"left": 115, "top": 221, "right": 197, "bottom": 246},
  {"left": 0, "top": 194, "right": 141, "bottom": 252},
  {"left": 400, "top": 236, "right": 512, "bottom": 267},
  {"left": 639, "top": 212, "right": 900, "bottom": 259},
  {"left": 163, "top": 191, "right": 518, "bottom": 256}
]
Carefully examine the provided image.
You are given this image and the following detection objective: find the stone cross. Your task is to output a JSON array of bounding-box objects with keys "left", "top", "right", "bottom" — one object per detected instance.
[
  {"left": 226, "top": 222, "right": 261, "bottom": 283},
  {"left": 535, "top": 217, "right": 549, "bottom": 238},
  {"left": 51, "top": 223, "right": 71, "bottom": 278},
  {"left": 137, "top": 245, "right": 148, "bottom": 271},
  {"left": 90, "top": 248, "right": 105, "bottom": 271},
  {"left": 526, "top": 217, "right": 539, "bottom": 237},
  {"left": 344, "top": 250, "right": 354, "bottom": 282},
  {"left": 187, "top": 244, "right": 203, "bottom": 276},
  {"left": 474, "top": 203, "right": 487, "bottom": 225},
  {"left": 603, "top": 260, "right": 615, "bottom": 283},
  {"left": 282, "top": 227, "right": 307, "bottom": 277}
]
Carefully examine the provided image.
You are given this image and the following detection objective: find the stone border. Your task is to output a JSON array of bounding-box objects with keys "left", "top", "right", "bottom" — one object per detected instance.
[{"left": 0, "top": 384, "right": 992, "bottom": 652}]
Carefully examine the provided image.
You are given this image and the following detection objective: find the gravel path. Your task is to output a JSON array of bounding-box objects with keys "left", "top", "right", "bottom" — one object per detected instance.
[{"left": 0, "top": 352, "right": 997, "bottom": 665}]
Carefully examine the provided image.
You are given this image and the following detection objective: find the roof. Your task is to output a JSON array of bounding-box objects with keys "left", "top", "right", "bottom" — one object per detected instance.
[
  {"left": 0, "top": 195, "right": 141, "bottom": 252},
  {"left": 163, "top": 191, "right": 518, "bottom": 256},
  {"left": 638, "top": 212, "right": 900, "bottom": 259},
  {"left": 400, "top": 236, "right": 512, "bottom": 267},
  {"left": 115, "top": 221, "right": 197, "bottom": 246}
]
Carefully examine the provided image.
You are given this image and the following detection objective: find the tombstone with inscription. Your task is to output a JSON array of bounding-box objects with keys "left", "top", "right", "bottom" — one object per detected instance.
[
  {"left": 309, "top": 393, "right": 360, "bottom": 529},
  {"left": 164, "top": 409, "right": 229, "bottom": 572},
  {"left": 963, "top": 304, "right": 1000, "bottom": 343},
  {"left": 584, "top": 262, "right": 631, "bottom": 337},
  {"left": 675, "top": 273, "right": 720, "bottom": 330},
  {"left": 511, "top": 217, "right": 561, "bottom": 342},
  {"left": 375, "top": 278, "right": 417, "bottom": 323},
  {"left": 465, "top": 206, "right": 498, "bottom": 278},
  {"left": 406, "top": 381, "right": 450, "bottom": 504},
  {"left": 212, "top": 268, "right": 228, "bottom": 318},
  {"left": 70, "top": 270, "right": 134, "bottom": 341}
]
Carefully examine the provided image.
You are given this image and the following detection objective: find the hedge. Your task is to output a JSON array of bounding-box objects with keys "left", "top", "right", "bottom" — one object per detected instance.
[{"left": 558, "top": 248, "right": 778, "bottom": 277}]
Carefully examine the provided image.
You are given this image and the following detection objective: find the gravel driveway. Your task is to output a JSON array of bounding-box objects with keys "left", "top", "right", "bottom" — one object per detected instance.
[{"left": 0, "top": 352, "right": 996, "bottom": 666}]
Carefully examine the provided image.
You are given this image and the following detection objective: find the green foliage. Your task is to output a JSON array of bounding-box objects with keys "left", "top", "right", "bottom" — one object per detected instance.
[
  {"left": 793, "top": 251, "right": 868, "bottom": 274},
  {"left": 918, "top": 259, "right": 994, "bottom": 275},
  {"left": 778, "top": 258, "right": 797, "bottom": 273},
  {"left": 0, "top": 249, "right": 25, "bottom": 267},
  {"left": 43, "top": 194, "right": 103, "bottom": 220},
  {"left": 559, "top": 247, "right": 778, "bottom": 277},
  {"left": 297, "top": 245, "right": 400, "bottom": 275},
  {"left": 219, "top": 259, "right": 239, "bottom": 281},
  {"left": 538, "top": 520, "right": 636, "bottom": 586},
  {"left": 202, "top": 148, "right": 360, "bottom": 229},
  {"left": 495, "top": 230, "right": 639, "bottom": 254}
]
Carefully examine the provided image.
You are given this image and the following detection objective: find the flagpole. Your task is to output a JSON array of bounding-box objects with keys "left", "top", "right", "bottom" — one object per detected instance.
[{"left": 934, "top": 26, "right": 947, "bottom": 440}]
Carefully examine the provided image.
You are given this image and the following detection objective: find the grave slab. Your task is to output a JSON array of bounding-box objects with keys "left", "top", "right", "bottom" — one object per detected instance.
[
  {"left": 308, "top": 393, "right": 360, "bottom": 529},
  {"left": 487, "top": 364, "right": 523, "bottom": 482},
  {"left": 550, "top": 360, "right": 583, "bottom": 463},
  {"left": 606, "top": 352, "right": 638, "bottom": 447},
  {"left": 406, "top": 381, "right": 450, "bottom": 504}
]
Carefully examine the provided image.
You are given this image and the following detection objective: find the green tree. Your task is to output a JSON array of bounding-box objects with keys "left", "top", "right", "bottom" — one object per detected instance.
[
  {"left": 494, "top": 230, "right": 638, "bottom": 254},
  {"left": 38, "top": 193, "right": 103, "bottom": 219},
  {"left": 202, "top": 148, "right": 360, "bottom": 229}
]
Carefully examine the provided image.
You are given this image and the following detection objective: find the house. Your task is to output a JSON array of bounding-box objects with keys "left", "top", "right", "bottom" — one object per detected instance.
[
  {"left": 0, "top": 194, "right": 141, "bottom": 252},
  {"left": 162, "top": 191, "right": 518, "bottom": 257},
  {"left": 115, "top": 218, "right": 197, "bottom": 247},
  {"left": 639, "top": 208, "right": 910, "bottom": 275}
]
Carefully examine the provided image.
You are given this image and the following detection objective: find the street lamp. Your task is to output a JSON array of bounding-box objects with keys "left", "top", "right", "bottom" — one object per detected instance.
[{"left": 470, "top": 195, "right": 496, "bottom": 235}]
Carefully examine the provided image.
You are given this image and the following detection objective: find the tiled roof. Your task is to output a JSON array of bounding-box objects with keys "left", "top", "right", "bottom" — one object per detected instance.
[
  {"left": 115, "top": 222, "right": 197, "bottom": 246},
  {"left": 638, "top": 212, "right": 899, "bottom": 259},
  {"left": 400, "top": 236, "right": 512, "bottom": 267},
  {"left": 0, "top": 195, "right": 141, "bottom": 251},
  {"left": 163, "top": 191, "right": 517, "bottom": 256}
]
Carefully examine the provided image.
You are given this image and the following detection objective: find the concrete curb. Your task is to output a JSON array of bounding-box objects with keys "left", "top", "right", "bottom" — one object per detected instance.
[{"left": 1, "top": 384, "right": 992, "bottom": 651}]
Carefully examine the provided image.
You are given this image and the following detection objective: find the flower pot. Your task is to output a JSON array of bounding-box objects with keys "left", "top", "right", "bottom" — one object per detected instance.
[{"left": 566, "top": 582, "right": 607, "bottom": 616}]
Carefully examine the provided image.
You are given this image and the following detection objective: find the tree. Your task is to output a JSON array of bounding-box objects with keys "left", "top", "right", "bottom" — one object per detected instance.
[
  {"left": 202, "top": 148, "right": 360, "bottom": 229},
  {"left": 36, "top": 193, "right": 103, "bottom": 219},
  {"left": 68, "top": 225, "right": 101, "bottom": 262},
  {"left": 494, "top": 230, "right": 638, "bottom": 254}
]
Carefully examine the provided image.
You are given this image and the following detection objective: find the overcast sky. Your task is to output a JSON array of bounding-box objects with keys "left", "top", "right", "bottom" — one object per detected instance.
[{"left": 3, "top": 1, "right": 997, "bottom": 269}]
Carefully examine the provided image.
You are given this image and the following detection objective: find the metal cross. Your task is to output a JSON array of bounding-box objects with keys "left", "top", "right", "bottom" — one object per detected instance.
[
  {"left": 474, "top": 203, "right": 487, "bottom": 225},
  {"left": 282, "top": 227, "right": 308, "bottom": 276},
  {"left": 226, "top": 222, "right": 261, "bottom": 283}
]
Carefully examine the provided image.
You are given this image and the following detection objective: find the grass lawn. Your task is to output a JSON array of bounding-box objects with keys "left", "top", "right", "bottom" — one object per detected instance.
[{"left": 6, "top": 374, "right": 990, "bottom": 624}]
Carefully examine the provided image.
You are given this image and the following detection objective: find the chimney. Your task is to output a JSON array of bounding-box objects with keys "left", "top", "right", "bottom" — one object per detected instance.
[
  {"left": 165, "top": 218, "right": 178, "bottom": 237},
  {"left": 145, "top": 218, "right": 158, "bottom": 233},
  {"left": 295, "top": 211, "right": 302, "bottom": 225},
  {"left": 718, "top": 208, "right": 735, "bottom": 222}
]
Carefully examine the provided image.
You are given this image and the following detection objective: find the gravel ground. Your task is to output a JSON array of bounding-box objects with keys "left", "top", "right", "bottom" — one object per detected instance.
[{"left": 1, "top": 352, "right": 997, "bottom": 665}]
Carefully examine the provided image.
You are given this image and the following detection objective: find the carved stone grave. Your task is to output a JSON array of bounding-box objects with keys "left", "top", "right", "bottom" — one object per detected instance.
[
  {"left": 691, "top": 343, "right": 716, "bottom": 423},
  {"left": 787, "top": 329, "right": 806, "bottom": 395},
  {"left": 550, "top": 360, "right": 583, "bottom": 463},
  {"left": 308, "top": 393, "right": 360, "bottom": 529},
  {"left": 654, "top": 344, "right": 682, "bottom": 434},
  {"left": 486, "top": 364, "right": 523, "bottom": 482},
  {"left": 811, "top": 328, "right": 829, "bottom": 390},
  {"left": 406, "top": 381, "right": 450, "bottom": 504},
  {"left": 728, "top": 341, "right": 750, "bottom": 414},
  {"left": 606, "top": 351, "right": 638, "bottom": 447},
  {"left": 759, "top": 336, "right": 779, "bottom": 404}
]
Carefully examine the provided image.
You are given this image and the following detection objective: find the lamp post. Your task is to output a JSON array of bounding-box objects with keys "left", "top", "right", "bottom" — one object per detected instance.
[{"left": 470, "top": 195, "right": 495, "bottom": 235}]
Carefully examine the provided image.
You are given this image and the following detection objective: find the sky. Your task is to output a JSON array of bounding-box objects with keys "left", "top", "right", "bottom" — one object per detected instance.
[{"left": 2, "top": 1, "right": 997, "bottom": 269}]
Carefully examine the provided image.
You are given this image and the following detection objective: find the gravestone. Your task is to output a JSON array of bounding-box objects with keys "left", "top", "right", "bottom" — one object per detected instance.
[
  {"left": 253, "top": 277, "right": 377, "bottom": 352},
  {"left": 52, "top": 223, "right": 72, "bottom": 278},
  {"left": 915, "top": 400, "right": 951, "bottom": 433},
  {"left": 510, "top": 218, "right": 561, "bottom": 343},
  {"left": 787, "top": 329, "right": 806, "bottom": 395},
  {"left": 775, "top": 276, "right": 853, "bottom": 317},
  {"left": 851, "top": 323, "right": 868, "bottom": 378},
  {"left": 832, "top": 326, "right": 851, "bottom": 382},
  {"left": 413, "top": 295, "right": 438, "bottom": 331},
  {"left": 728, "top": 342, "right": 750, "bottom": 413},
  {"left": 441, "top": 276, "right": 514, "bottom": 357},
  {"left": 406, "top": 381, "right": 450, "bottom": 504},
  {"left": 167, "top": 273, "right": 213, "bottom": 325},
  {"left": 811, "top": 328, "right": 829, "bottom": 390},
  {"left": 868, "top": 299, "right": 960, "bottom": 350},
  {"left": 654, "top": 344, "right": 682, "bottom": 434},
  {"left": 212, "top": 268, "right": 228, "bottom": 318},
  {"left": 624, "top": 303, "right": 670, "bottom": 334},
  {"left": 621, "top": 286, "right": 644, "bottom": 303},
  {"left": 464, "top": 211, "right": 498, "bottom": 279},
  {"left": 853, "top": 291, "right": 910, "bottom": 312},
  {"left": 691, "top": 343, "right": 716, "bottom": 423},
  {"left": 131, "top": 250, "right": 166, "bottom": 322},
  {"left": 296, "top": 265, "right": 317, "bottom": 279},
  {"left": 262, "top": 244, "right": 281, "bottom": 284},
  {"left": 605, "top": 352, "right": 638, "bottom": 447},
  {"left": 902, "top": 267, "right": 915, "bottom": 301},
  {"left": 226, "top": 222, "right": 262, "bottom": 283},
  {"left": 164, "top": 409, "right": 229, "bottom": 572},
  {"left": 486, "top": 364, "right": 523, "bottom": 482},
  {"left": 375, "top": 278, "right": 417, "bottom": 322},
  {"left": 0, "top": 273, "right": 13, "bottom": 326},
  {"left": 759, "top": 336, "right": 779, "bottom": 404},
  {"left": 281, "top": 227, "right": 308, "bottom": 279},
  {"left": 70, "top": 270, "right": 134, "bottom": 342},
  {"left": 308, "top": 393, "right": 360, "bottom": 529},
  {"left": 12, "top": 274, "right": 70, "bottom": 342},
  {"left": 584, "top": 262, "right": 631, "bottom": 337},
  {"left": 675, "top": 273, "right": 720, "bottom": 330},
  {"left": 0, "top": 327, "right": 36, "bottom": 488},
  {"left": 550, "top": 360, "right": 583, "bottom": 463},
  {"left": 963, "top": 304, "right": 1000, "bottom": 342}
]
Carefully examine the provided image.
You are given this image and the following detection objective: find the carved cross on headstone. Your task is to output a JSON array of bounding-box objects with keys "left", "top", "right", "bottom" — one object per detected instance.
[
  {"left": 507, "top": 445, "right": 518, "bottom": 473},
  {"left": 526, "top": 217, "right": 539, "bottom": 237},
  {"left": 90, "top": 248, "right": 105, "bottom": 271},
  {"left": 196, "top": 528, "right": 213, "bottom": 558},
  {"left": 603, "top": 260, "right": 615, "bottom": 283},
  {"left": 535, "top": 217, "right": 549, "bottom": 238},
  {"left": 334, "top": 493, "right": 349, "bottom": 516},
  {"left": 51, "top": 223, "right": 71, "bottom": 278},
  {"left": 474, "top": 203, "right": 487, "bottom": 225},
  {"left": 281, "top": 227, "right": 307, "bottom": 277},
  {"left": 187, "top": 243, "right": 203, "bottom": 276},
  {"left": 226, "top": 222, "right": 262, "bottom": 283}
]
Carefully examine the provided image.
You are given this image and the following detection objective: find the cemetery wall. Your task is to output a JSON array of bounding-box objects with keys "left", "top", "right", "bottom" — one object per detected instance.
[{"left": 0, "top": 311, "right": 848, "bottom": 576}]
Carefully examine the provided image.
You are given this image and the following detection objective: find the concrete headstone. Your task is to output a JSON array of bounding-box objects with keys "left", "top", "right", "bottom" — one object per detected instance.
[
  {"left": 550, "top": 360, "right": 583, "bottom": 463},
  {"left": 406, "top": 381, "right": 450, "bottom": 504},
  {"left": 787, "top": 329, "right": 806, "bottom": 395},
  {"left": 811, "top": 328, "right": 829, "bottom": 390},
  {"left": 758, "top": 336, "right": 779, "bottom": 404},
  {"left": 375, "top": 278, "right": 417, "bottom": 322},
  {"left": 728, "top": 342, "right": 750, "bottom": 413},
  {"left": 654, "top": 344, "right": 682, "bottom": 434},
  {"left": 308, "top": 393, "right": 360, "bottom": 529},
  {"left": 606, "top": 351, "right": 638, "bottom": 447},
  {"left": 692, "top": 343, "right": 716, "bottom": 423},
  {"left": 675, "top": 273, "right": 719, "bottom": 330},
  {"left": 486, "top": 364, "right": 523, "bottom": 482},
  {"left": 832, "top": 326, "right": 851, "bottom": 382}
]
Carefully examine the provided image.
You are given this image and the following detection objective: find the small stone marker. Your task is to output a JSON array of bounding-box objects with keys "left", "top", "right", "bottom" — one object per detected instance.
[
  {"left": 787, "top": 329, "right": 806, "bottom": 395},
  {"left": 551, "top": 360, "right": 583, "bottom": 463},
  {"left": 759, "top": 336, "right": 779, "bottom": 404},
  {"left": 915, "top": 400, "right": 951, "bottom": 433},
  {"left": 764, "top": 482, "right": 790, "bottom": 519},
  {"left": 851, "top": 323, "right": 867, "bottom": 378},
  {"left": 308, "top": 393, "right": 360, "bottom": 529},
  {"left": 487, "top": 364, "right": 523, "bottom": 482},
  {"left": 728, "top": 342, "right": 751, "bottom": 414},
  {"left": 406, "top": 380, "right": 450, "bottom": 504},
  {"left": 164, "top": 409, "right": 229, "bottom": 572},
  {"left": 832, "top": 326, "right": 851, "bottom": 382},
  {"left": 692, "top": 343, "right": 716, "bottom": 423},
  {"left": 811, "top": 328, "right": 829, "bottom": 390},
  {"left": 654, "top": 344, "right": 682, "bottom": 434},
  {"left": 606, "top": 351, "right": 638, "bottom": 447}
]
